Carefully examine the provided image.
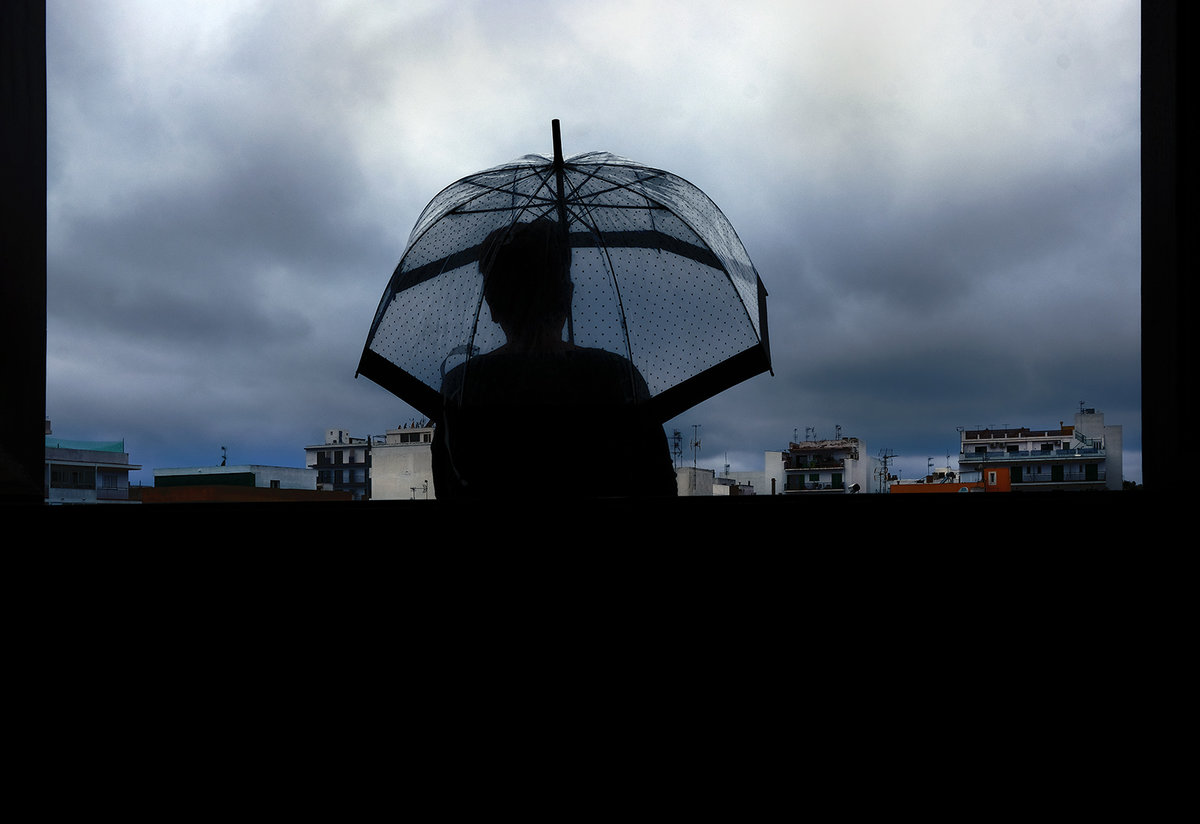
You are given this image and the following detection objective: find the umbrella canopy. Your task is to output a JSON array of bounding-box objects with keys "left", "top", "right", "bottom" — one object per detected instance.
[{"left": 357, "top": 121, "right": 771, "bottom": 423}]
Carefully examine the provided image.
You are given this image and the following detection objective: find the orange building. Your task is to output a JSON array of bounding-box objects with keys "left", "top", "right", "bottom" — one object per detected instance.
[
  {"left": 958, "top": 408, "right": 1122, "bottom": 492},
  {"left": 890, "top": 466, "right": 1010, "bottom": 494}
]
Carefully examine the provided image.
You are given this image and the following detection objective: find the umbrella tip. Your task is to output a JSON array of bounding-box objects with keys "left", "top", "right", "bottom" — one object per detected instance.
[{"left": 552, "top": 119, "right": 563, "bottom": 167}]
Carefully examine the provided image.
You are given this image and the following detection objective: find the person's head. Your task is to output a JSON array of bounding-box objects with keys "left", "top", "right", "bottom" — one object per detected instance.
[{"left": 480, "top": 219, "right": 572, "bottom": 343}]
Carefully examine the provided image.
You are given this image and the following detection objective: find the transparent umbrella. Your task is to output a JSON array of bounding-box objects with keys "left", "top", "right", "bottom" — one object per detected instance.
[{"left": 357, "top": 120, "right": 771, "bottom": 423}]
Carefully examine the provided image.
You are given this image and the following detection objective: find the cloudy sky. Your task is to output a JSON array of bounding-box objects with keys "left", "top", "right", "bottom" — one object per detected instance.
[{"left": 45, "top": 0, "right": 1142, "bottom": 486}]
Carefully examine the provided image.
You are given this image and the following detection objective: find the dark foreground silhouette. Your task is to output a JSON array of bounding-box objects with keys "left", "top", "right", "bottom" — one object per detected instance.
[{"left": 432, "top": 220, "right": 677, "bottom": 499}]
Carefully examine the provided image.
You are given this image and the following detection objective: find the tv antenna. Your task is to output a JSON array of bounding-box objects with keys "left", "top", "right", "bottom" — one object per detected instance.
[
  {"left": 876, "top": 448, "right": 898, "bottom": 493},
  {"left": 691, "top": 425, "right": 702, "bottom": 468}
]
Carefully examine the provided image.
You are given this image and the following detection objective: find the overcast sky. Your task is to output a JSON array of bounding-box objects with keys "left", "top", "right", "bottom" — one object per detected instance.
[{"left": 45, "top": 0, "right": 1142, "bottom": 486}]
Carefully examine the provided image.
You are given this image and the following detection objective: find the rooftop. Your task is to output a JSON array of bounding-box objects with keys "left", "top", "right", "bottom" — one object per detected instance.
[
  {"left": 961, "top": 426, "right": 1072, "bottom": 440},
  {"left": 45, "top": 437, "right": 126, "bottom": 453},
  {"left": 787, "top": 437, "right": 861, "bottom": 453}
]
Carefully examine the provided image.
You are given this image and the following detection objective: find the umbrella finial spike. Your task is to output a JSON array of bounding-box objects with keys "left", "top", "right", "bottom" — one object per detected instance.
[
  {"left": 551, "top": 119, "right": 569, "bottom": 231},
  {"left": 552, "top": 119, "right": 564, "bottom": 169}
]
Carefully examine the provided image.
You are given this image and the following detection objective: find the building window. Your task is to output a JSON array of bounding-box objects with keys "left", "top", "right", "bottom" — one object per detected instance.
[
  {"left": 50, "top": 464, "right": 96, "bottom": 490},
  {"left": 270, "top": 479, "right": 280, "bottom": 489},
  {"left": 988, "top": 471, "right": 997, "bottom": 486}
]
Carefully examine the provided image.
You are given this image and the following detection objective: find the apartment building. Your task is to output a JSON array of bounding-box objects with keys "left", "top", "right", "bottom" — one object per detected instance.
[
  {"left": 765, "top": 435, "right": 876, "bottom": 494},
  {"left": 957, "top": 407, "right": 1122, "bottom": 492},
  {"left": 45, "top": 424, "right": 141, "bottom": 504}
]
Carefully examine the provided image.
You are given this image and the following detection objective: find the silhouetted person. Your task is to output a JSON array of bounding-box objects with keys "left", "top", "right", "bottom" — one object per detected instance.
[{"left": 432, "top": 219, "right": 677, "bottom": 498}]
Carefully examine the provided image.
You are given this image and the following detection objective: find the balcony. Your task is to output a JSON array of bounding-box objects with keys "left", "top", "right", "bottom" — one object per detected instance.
[
  {"left": 314, "top": 453, "right": 360, "bottom": 467},
  {"left": 960, "top": 447, "right": 1104, "bottom": 464},
  {"left": 784, "top": 479, "right": 844, "bottom": 492},
  {"left": 785, "top": 458, "right": 846, "bottom": 471},
  {"left": 1012, "top": 468, "right": 1106, "bottom": 484}
]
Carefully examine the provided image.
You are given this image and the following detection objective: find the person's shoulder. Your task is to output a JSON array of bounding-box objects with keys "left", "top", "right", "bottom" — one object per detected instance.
[
  {"left": 567, "top": 346, "right": 631, "bottom": 367},
  {"left": 567, "top": 347, "right": 654, "bottom": 399}
]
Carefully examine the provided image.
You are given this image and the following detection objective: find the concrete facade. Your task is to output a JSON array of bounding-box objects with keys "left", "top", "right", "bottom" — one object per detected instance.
[
  {"left": 302, "top": 424, "right": 437, "bottom": 500},
  {"left": 154, "top": 465, "right": 317, "bottom": 490},
  {"left": 890, "top": 468, "right": 998, "bottom": 494},
  {"left": 958, "top": 407, "right": 1123, "bottom": 492},
  {"left": 369, "top": 424, "right": 437, "bottom": 500},
  {"left": 676, "top": 466, "right": 714, "bottom": 496},
  {"left": 45, "top": 428, "right": 141, "bottom": 504},
  {"left": 766, "top": 437, "right": 876, "bottom": 495},
  {"left": 713, "top": 476, "right": 754, "bottom": 496},
  {"left": 305, "top": 428, "right": 371, "bottom": 500}
]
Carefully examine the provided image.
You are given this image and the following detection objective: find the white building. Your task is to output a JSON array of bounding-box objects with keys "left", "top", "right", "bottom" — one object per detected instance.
[
  {"left": 713, "top": 476, "right": 755, "bottom": 496},
  {"left": 675, "top": 466, "right": 714, "bottom": 496},
  {"left": 369, "top": 423, "right": 437, "bottom": 500},
  {"left": 723, "top": 469, "right": 764, "bottom": 495},
  {"left": 957, "top": 406, "right": 1123, "bottom": 491},
  {"left": 45, "top": 426, "right": 141, "bottom": 504},
  {"left": 673, "top": 466, "right": 757, "bottom": 496},
  {"left": 154, "top": 464, "right": 317, "bottom": 490},
  {"left": 764, "top": 436, "right": 877, "bottom": 495},
  {"left": 304, "top": 424, "right": 437, "bottom": 500},
  {"left": 304, "top": 428, "right": 371, "bottom": 500}
]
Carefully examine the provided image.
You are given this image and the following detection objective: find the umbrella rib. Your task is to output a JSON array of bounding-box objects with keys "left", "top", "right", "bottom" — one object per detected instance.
[
  {"left": 558, "top": 170, "right": 640, "bottom": 380},
  {"left": 453, "top": 190, "right": 672, "bottom": 214},
  {"left": 584, "top": 164, "right": 750, "bottom": 313},
  {"left": 561, "top": 164, "right": 722, "bottom": 266},
  {"left": 448, "top": 166, "right": 556, "bottom": 212},
  {"left": 465, "top": 163, "right": 560, "bottom": 342},
  {"left": 392, "top": 163, "right": 553, "bottom": 291},
  {"left": 449, "top": 163, "right": 672, "bottom": 214},
  {"left": 574, "top": 166, "right": 669, "bottom": 198}
]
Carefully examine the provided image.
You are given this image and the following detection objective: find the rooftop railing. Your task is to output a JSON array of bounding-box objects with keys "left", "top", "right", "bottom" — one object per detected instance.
[
  {"left": 784, "top": 480, "right": 845, "bottom": 492},
  {"left": 960, "top": 447, "right": 1104, "bottom": 463},
  {"left": 1012, "top": 469, "right": 1107, "bottom": 483},
  {"left": 785, "top": 458, "right": 846, "bottom": 471}
]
